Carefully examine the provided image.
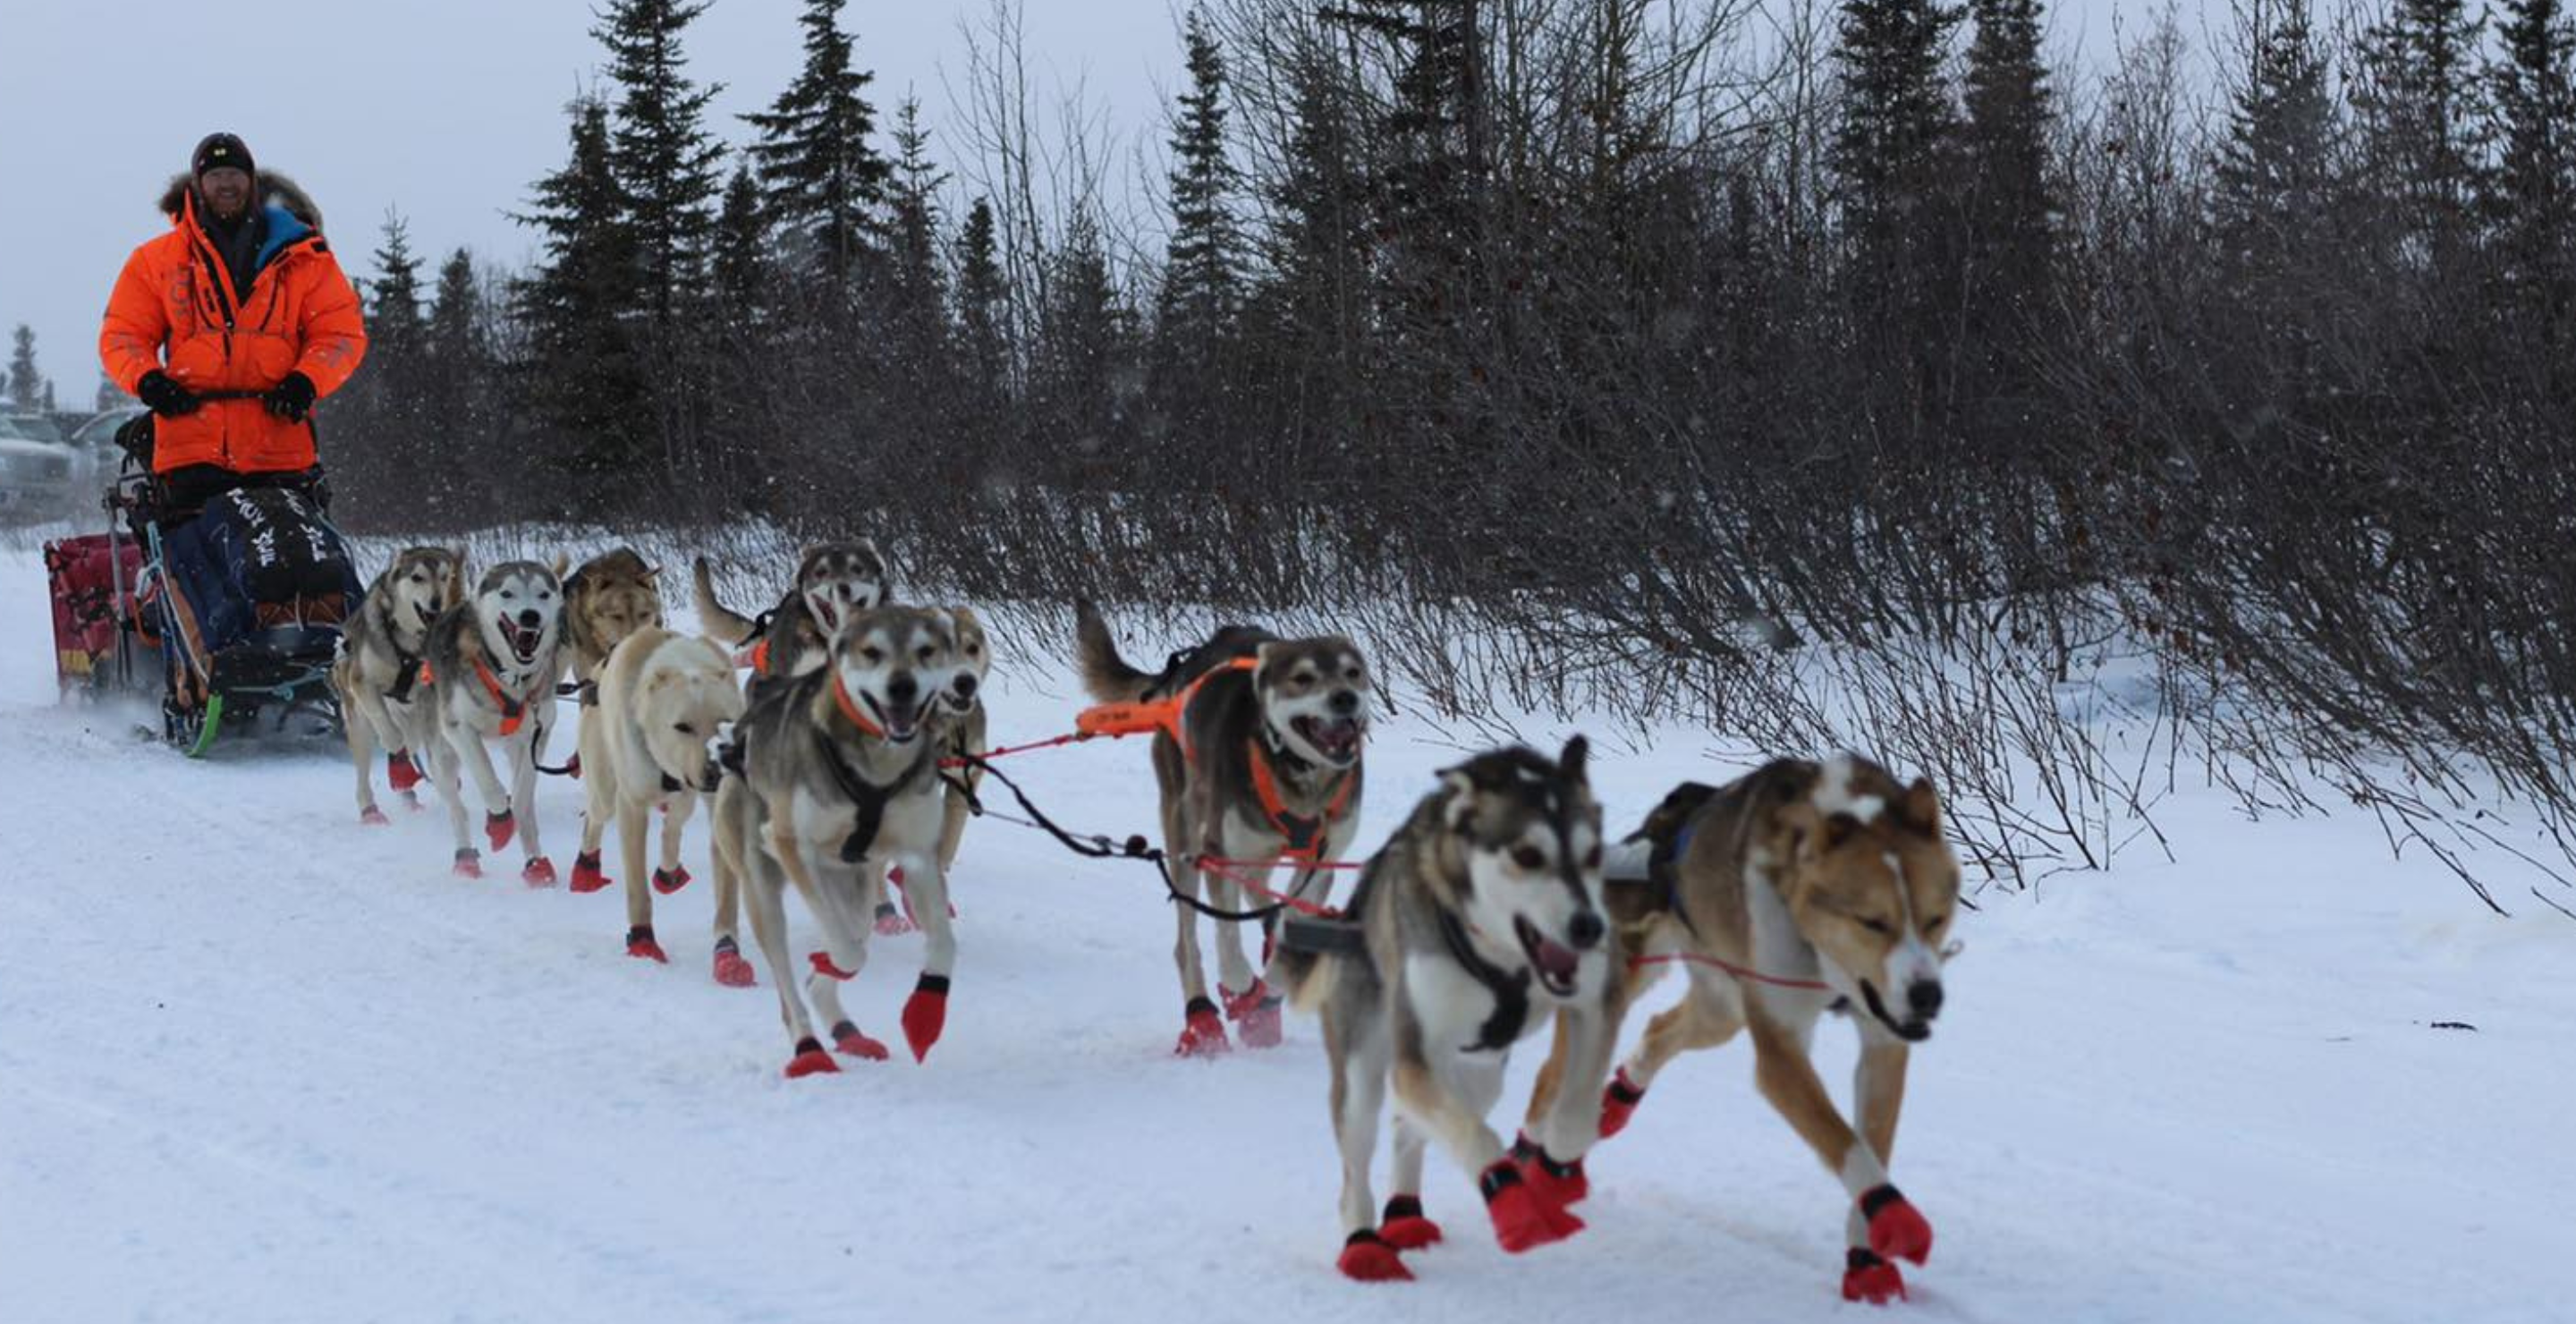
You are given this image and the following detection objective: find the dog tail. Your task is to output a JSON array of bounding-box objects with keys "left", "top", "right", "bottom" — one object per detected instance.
[
  {"left": 1073, "top": 599, "right": 1155, "bottom": 703},
  {"left": 693, "top": 556, "right": 760, "bottom": 647}
]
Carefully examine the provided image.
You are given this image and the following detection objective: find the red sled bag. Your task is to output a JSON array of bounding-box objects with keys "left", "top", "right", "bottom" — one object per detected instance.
[{"left": 42, "top": 533, "right": 143, "bottom": 695}]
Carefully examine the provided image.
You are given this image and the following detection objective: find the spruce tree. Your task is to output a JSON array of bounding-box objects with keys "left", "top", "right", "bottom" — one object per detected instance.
[
  {"left": 1961, "top": 0, "right": 2054, "bottom": 277},
  {"left": 884, "top": 98, "right": 950, "bottom": 352},
  {"left": 596, "top": 0, "right": 726, "bottom": 325},
  {"left": 743, "top": 0, "right": 891, "bottom": 290},
  {"left": 368, "top": 212, "right": 429, "bottom": 372},
  {"left": 1833, "top": 0, "right": 1963, "bottom": 266},
  {"left": 712, "top": 160, "right": 772, "bottom": 325},
  {"left": 6, "top": 325, "right": 40, "bottom": 409},
  {"left": 956, "top": 197, "right": 1011, "bottom": 398},
  {"left": 1158, "top": 5, "right": 1242, "bottom": 357},
  {"left": 2214, "top": 2, "right": 2337, "bottom": 274},
  {"left": 2489, "top": 0, "right": 2576, "bottom": 322},
  {"left": 513, "top": 96, "right": 647, "bottom": 471},
  {"left": 2355, "top": 0, "right": 2485, "bottom": 267}
]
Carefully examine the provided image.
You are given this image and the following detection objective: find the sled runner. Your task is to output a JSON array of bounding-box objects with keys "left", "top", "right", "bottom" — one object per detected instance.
[{"left": 45, "top": 409, "right": 360, "bottom": 755}]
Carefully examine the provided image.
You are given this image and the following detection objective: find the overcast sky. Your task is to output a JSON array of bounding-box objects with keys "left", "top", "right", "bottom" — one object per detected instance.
[{"left": 1, "top": 0, "right": 2168, "bottom": 411}]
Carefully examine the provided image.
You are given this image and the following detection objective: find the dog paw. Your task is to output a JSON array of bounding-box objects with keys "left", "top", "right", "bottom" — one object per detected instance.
[
  {"left": 1337, "top": 1230, "right": 1413, "bottom": 1282},
  {"left": 902, "top": 976, "right": 951, "bottom": 1062},
  {"left": 712, "top": 941, "right": 758, "bottom": 988},
  {"left": 625, "top": 926, "right": 669, "bottom": 963},
  {"left": 520, "top": 856, "right": 557, "bottom": 888},
  {"left": 1600, "top": 1066, "right": 1647, "bottom": 1138},
  {"left": 386, "top": 751, "right": 424, "bottom": 793},
  {"left": 1377, "top": 1196, "right": 1444, "bottom": 1251},
  {"left": 1479, "top": 1160, "right": 1585, "bottom": 1252},
  {"left": 1174, "top": 998, "right": 1231, "bottom": 1057},
  {"left": 652, "top": 865, "right": 691, "bottom": 895},
  {"left": 808, "top": 951, "right": 859, "bottom": 981},
  {"left": 1843, "top": 1249, "right": 1908, "bottom": 1304},
  {"left": 569, "top": 851, "right": 612, "bottom": 893},
  {"left": 484, "top": 811, "right": 516, "bottom": 853},
  {"left": 401, "top": 789, "right": 423, "bottom": 811},
  {"left": 874, "top": 904, "right": 917, "bottom": 937},
  {"left": 1860, "top": 1185, "right": 1933, "bottom": 1265},
  {"left": 784, "top": 1036, "right": 840, "bottom": 1078},
  {"left": 1512, "top": 1134, "right": 1589, "bottom": 1208},
  {"left": 359, "top": 805, "right": 390, "bottom": 827},
  {"left": 1222, "top": 981, "right": 1284, "bottom": 1048},
  {"left": 831, "top": 1021, "right": 891, "bottom": 1061},
  {"left": 452, "top": 849, "right": 483, "bottom": 879}
]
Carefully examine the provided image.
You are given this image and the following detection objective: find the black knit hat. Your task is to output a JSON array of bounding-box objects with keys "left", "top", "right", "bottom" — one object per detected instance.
[{"left": 191, "top": 132, "right": 255, "bottom": 179}]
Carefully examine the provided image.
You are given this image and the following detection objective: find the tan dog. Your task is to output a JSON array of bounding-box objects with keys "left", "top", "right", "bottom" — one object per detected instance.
[
  {"left": 1529, "top": 754, "right": 1962, "bottom": 1304},
  {"left": 562, "top": 547, "right": 664, "bottom": 685},
  {"left": 877, "top": 606, "right": 993, "bottom": 935},
  {"left": 568, "top": 626, "right": 747, "bottom": 982}
]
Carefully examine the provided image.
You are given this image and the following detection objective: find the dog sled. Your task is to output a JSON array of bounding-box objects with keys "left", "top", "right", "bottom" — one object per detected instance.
[{"left": 41, "top": 406, "right": 360, "bottom": 756}]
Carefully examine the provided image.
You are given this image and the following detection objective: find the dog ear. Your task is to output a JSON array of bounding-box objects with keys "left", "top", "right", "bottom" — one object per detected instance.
[
  {"left": 1558, "top": 734, "right": 1590, "bottom": 784},
  {"left": 550, "top": 552, "right": 571, "bottom": 579},
  {"left": 1897, "top": 776, "right": 1942, "bottom": 836},
  {"left": 1439, "top": 767, "right": 1480, "bottom": 834},
  {"left": 1254, "top": 640, "right": 1281, "bottom": 683}
]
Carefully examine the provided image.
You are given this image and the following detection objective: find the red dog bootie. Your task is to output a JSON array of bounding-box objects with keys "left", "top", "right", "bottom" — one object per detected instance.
[
  {"left": 1336, "top": 1230, "right": 1412, "bottom": 1282},
  {"left": 386, "top": 750, "right": 424, "bottom": 794},
  {"left": 1843, "top": 1248, "right": 1908, "bottom": 1303},
  {"left": 1512, "top": 1133, "right": 1589, "bottom": 1208},
  {"left": 452, "top": 848, "right": 483, "bottom": 879},
  {"left": 1479, "top": 1159, "right": 1584, "bottom": 1252},
  {"left": 1174, "top": 997, "right": 1230, "bottom": 1057},
  {"left": 1600, "top": 1066, "right": 1647, "bottom": 1138},
  {"left": 569, "top": 851, "right": 612, "bottom": 894},
  {"left": 902, "top": 974, "right": 951, "bottom": 1062},
  {"left": 484, "top": 811, "right": 516, "bottom": 853},
  {"left": 521, "top": 856, "right": 557, "bottom": 888},
  {"left": 831, "top": 1020, "right": 890, "bottom": 1061},
  {"left": 359, "top": 805, "right": 391, "bottom": 827},
  {"left": 711, "top": 936, "right": 757, "bottom": 988},
  {"left": 625, "top": 925, "right": 669, "bottom": 963},
  {"left": 1222, "top": 980, "right": 1284, "bottom": 1048},
  {"left": 1860, "top": 1184, "right": 1933, "bottom": 1265},
  {"left": 652, "top": 865, "right": 691, "bottom": 895},
  {"left": 784, "top": 1035, "right": 839, "bottom": 1078},
  {"left": 1377, "top": 1195, "right": 1444, "bottom": 1251}
]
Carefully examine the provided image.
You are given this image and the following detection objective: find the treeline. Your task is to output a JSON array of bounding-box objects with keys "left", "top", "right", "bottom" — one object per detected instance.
[{"left": 328, "top": 0, "right": 2576, "bottom": 899}]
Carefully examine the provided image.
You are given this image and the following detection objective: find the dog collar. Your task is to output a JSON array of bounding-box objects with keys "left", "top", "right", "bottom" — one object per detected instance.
[
  {"left": 471, "top": 651, "right": 530, "bottom": 735},
  {"left": 829, "top": 671, "right": 889, "bottom": 740}
]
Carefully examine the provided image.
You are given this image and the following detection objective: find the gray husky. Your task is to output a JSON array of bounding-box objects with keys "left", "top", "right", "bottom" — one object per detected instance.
[
  {"left": 691, "top": 540, "right": 890, "bottom": 682},
  {"left": 1269, "top": 739, "right": 1616, "bottom": 1282},
  {"left": 1074, "top": 603, "right": 1370, "bottom": 1056},
  {"left": 708, "top": 606, "right": 966, "bottom": 1074},
  {"left": 418, "top": 561, "right": 567, "bottom": 886},
  {"left": 331, "top": 546, "right": 464, "bottom": 824}
]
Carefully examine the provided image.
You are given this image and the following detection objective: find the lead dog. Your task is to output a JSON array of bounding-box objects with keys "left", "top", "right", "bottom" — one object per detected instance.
[
  {"left": 569, "top": 626, "right": 746, "bottom": 980},
  {"left": 709, "top": 607, "right": 966, "bottom": 1074},
  {"left": 333, "top": 546, "right": 465, "bottom": 824},
  {"left": 1269, "top": 739, "right": 1615, "bottom": 1282},
  {"left": 1527, "top": 754, "right": 1962, "bottom": 1304},
  {"left": 1074, "top": 602, "right": 1369, "bottom": 1056},
  {"left": 418, "top": 562, "right": 567, "bottom": 885}
]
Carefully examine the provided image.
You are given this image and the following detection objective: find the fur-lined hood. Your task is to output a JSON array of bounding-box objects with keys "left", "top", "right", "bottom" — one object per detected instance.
[{"left": 157, "top": 170, "right": 324, "bottom": 232}]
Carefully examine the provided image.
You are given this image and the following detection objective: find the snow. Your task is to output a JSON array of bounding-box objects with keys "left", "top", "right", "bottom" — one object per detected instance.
[{"left": 2, "top": 541, "right": 2570, "bottom": 1324}]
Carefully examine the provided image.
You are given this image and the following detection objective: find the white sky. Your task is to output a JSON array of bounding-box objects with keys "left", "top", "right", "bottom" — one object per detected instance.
[{"left": 0, "top": 0, "right": 2169, "bottom": 409}]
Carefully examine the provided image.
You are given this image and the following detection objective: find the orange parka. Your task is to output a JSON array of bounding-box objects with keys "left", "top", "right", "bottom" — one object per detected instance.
[{"left": 98, "top": 173, "right": 367, "bottom": 475}]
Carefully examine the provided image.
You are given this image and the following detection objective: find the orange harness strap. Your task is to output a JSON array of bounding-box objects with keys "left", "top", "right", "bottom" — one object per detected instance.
[
  {"left": 416, "top": 655, "right": 529, "bottom": 736},
  {"left": 1072, "top": 657, "right": 1257, "bottom": 749},
  {"left": 1246, "top": 738, "right": 1357, "bottom": 863}
]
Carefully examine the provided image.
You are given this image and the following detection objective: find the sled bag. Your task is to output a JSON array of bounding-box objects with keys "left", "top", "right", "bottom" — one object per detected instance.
[
  {"left": 42, "top": 533, "right": 143, "bottom": 684},
  {"left": 160, "top": 486, "right": 360, "bottom": 658}
]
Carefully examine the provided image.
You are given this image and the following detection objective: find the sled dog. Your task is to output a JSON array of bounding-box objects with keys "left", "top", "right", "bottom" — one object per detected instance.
[
  {"left": 709, "top": 607, "right": 967, "bottom": 1074},
  {"left": 332, "top": 546, "right": 465, "bottom": 824},
  {"left": 1269, "top": 739, "right": 1615, "bottom": 1281},
  {"left": 1073, "top": 601, "right": 1370, "bottom": 1056},
  {"left": 569, "top": 626, "right": 748, "bottom": 981},
  {"left": 691, "top": 540, "right": 889, "bottom": 681},
  {"left": 561, "top": 547, "right": 665, "bottom": 686},
  {"left": 1527, "top": 754, "right": 1962, "bottom": 1304},
  {"left": 876, "top": 606, "right": 994, "bottom": 936},
  {"left": 419, "top": 561, "right": 568, "bottom": 885}
]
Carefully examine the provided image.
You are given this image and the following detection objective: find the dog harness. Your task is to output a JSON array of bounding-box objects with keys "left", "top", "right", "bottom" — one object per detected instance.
[
  {"left": 1075, "top": 657, "right": 1356, "bottom": 860},
  {"left": 1247, "top": 739, "right": 1357, "bottom": 863},
  {"left": 1436, "top": 909, "right": 1533, "bottom": 1053},
  {"left": 1073, "top": 656, "right": 1256, "bottom": 743},
  {"left": 814, "top": 670, "right": 934, "bottom": 863},
  {"left": 417, "top": 651, "right": 530, "bottom": 736}
]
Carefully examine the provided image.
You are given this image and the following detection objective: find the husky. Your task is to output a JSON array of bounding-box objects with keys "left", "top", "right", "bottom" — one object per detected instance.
[
  {"left": 1527, "top": 755, "right": 1962, "bottom": 1304},
  {"left": 708, "top": 606, "right": 966, "bottom": 1074},
  {"left": 567, "top": 626, "right": 748, "bottom": 980},
  {"left": 1269, "top": 739, "right": 1615, "bottom": 1282},
  {"left": 876, "top": 606, "right": 993, "bottom": 937},
  {"left": 332, "top": 546, "right": 465, "bottom": 825},
  {"left": 560, "top": 547, "right": 664, "bottom": 686},
  {"left": 419, "top": 562, "right": 568, "bottom": 886},
  {"left": 691, "top": 540, "right": 890, "bottom": 681},
  {"left": 1074, "top": 602, "right": 1369, "bottom": 1056}
]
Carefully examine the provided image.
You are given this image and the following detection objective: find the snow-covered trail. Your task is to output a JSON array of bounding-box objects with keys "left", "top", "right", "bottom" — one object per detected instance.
[{"left": 1, "top": 545, "right": 2567, "bottom": 1324}]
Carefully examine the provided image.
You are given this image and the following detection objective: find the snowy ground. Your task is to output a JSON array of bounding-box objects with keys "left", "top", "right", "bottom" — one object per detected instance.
[{"left": 2, "top": 540, "right": 2570, "bottom": 1324}]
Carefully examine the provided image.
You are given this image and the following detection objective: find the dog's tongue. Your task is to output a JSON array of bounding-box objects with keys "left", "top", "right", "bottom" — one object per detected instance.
[{"left": 1531, "top": 933, "right": 1579, "bottom": 985}]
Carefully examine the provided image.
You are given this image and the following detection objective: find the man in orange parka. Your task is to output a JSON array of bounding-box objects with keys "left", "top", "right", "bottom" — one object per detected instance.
[{"left": 99, "top": 132, "right": 367, "bottom": 512}]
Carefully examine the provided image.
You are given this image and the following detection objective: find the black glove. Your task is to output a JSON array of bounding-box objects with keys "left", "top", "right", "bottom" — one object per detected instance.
[
  {"left": 135, "top": 369, "right": 199, "bottom": 418},
  {"left": 264, "top": 371, "right": 318, "bottom": 423}
]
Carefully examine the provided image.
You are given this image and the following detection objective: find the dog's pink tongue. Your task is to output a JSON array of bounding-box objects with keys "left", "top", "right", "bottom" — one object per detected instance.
[{"left": 1535, "top": 936, "right": 1578, "bottom": 983}]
